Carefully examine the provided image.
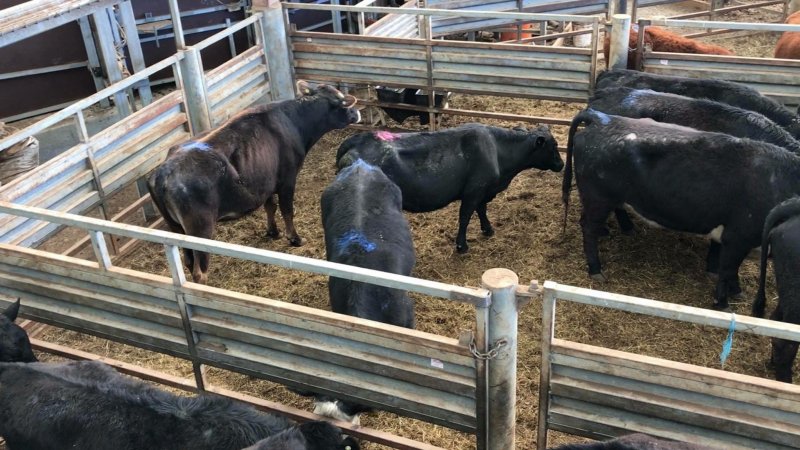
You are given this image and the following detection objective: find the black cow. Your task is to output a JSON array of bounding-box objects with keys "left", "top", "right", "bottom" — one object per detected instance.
[
  {"left": 549, "top": 434, "right": 712, "bottom": 449},
  {"left": 752, "top": 197, "right": 800, "bottom": 383},
  {"left": 314, "top": 159, "right": 415, "bottom": 423},
  {"left": 148, "top": 81, "right": 360, "bottom": 284},
  {"left": 563, "top": 109, "right": 800, "bottom": 310},
  {"left": 336, "top": 124, "right": 563, "bottom": 253},
  {"left": 590, "top": 87, "right": 800, "bottom": 153},
  {"left": 595, "top": 69, "right": 800, "bottom": 139},
  {"left": 0, "top": 299, "right": 36, "bottom": 363},
  {"left": 0, "top": 360, "right": 352, "bottom": 450},
  {"left": 242, "top": 421, "right": 359, "bottom": 450}
]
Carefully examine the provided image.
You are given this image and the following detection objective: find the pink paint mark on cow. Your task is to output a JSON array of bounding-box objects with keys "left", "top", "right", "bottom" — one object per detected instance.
[{"left": 375, "top": 130, "right": 399, "bottom": 142}]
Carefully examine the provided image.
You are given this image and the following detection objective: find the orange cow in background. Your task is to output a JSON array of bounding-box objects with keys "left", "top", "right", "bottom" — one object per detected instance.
[
  {"left": 774, "top": 11, "right": 800, "bottom": 60},
  {"left": 603, "top": 26, "right": 734, "bottom": 69}
]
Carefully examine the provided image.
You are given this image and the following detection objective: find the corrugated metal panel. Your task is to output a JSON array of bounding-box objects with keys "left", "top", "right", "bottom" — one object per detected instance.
[
  {"left": 0, "top": 240, "right": 478, "bottom": 432},
  {"left": 547, "top": 340, "right": 800, "bottom": 450},
  {"left": 643, "top": 52, "right": 800, "bottom": 108},
  {"left": 292, "top": 30, "right": 594, "bottom": 101},
  {"left": 0, "top": 91, "right": 189, "bottom": 246}
]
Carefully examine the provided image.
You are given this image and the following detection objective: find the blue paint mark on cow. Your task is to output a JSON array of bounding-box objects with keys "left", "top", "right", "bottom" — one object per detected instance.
[
  {"left": 336, "top": 158, "right": 377, "bottom": 181},
  {"left": 180, "top": 141, "right": 212, "bottom": 151},
  {"left": 336, "top": 229, "right": 377, "bottom": 255},
  {"left": 587, "top": 108, "right": 611, "bottom": 125}
]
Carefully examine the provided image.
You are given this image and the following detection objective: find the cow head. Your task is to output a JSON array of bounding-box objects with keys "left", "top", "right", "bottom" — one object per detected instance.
[
  {"left": 297, "top": 80, "right": 361, "bottom": 127},
  {"left": 0, "top": 299, "right": 37, "bottom": 363},
  {"left": 518, "top": 125, "right": 563, "bottom": 172}
]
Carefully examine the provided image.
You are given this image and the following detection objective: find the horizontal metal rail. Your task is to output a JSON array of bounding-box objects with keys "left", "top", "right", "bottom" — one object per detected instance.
[
  {"left": 0, "top": 53, "right": 182, "bottom": 152},
  {"left": 644, "top": 17, "right": 800, "bottom": 32},
  {"left": 544, "top": 281, "right": 800, "bottom": 343},
  {"left": 194, "top": 13, "right": 261, "bottom": 51},
  {"left": 0, "top": 201, "right": 489, "bottom": 305},
  {"left": 282, "top": 2, "right": 604, "bottom": 24}
]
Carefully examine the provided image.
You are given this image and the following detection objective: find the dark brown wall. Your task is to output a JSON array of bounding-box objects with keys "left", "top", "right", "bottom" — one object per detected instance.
[{"left": 0, "top": 0, "right": 95, "bottom": 119}]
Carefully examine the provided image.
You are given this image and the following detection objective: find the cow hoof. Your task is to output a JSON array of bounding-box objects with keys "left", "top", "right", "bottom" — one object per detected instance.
[
  {"left": 456, "top": 244, "right": 469, "bottom": 254},
  {"left": 590, "top": 273, "right": 607, "bottom": 283},
  {"left": 266, "top": 229, "right": 281, "bottom": 239},
  {"left": 288, "top": 237, "right": 304, "bottom": 247},
  {"left": 482, "top": 228, "right": 495, "bottom": 237},
  {"left": 729, "top": 291, "right": 745, "bottom": 301}
]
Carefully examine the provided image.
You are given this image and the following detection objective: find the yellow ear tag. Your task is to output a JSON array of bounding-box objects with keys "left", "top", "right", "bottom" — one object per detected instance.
[{"left": 304, "top": 89, "right": 311, "bottom": 94}]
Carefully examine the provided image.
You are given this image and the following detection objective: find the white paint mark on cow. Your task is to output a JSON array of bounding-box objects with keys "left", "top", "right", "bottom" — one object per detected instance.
[
  {"left": 313, "top": 401, "right": 361, "bottom": 425},
  {"left": 625, "top": 133, "right": 637, "bottom": 141},
  {"left": 180, "top": 141, "right": 211, "bottom": 152},
  {"left": 354, "top": 108, "right": 361, "bottom": 124},
  {"left": 431, "top": 358, "right": 444, "bottom": 369},
  {"left": 706, "top": 225, "right": 724, "bottom": 243},
  {"left": 624, "top": 203, "right": 664, "bottom": 229}
]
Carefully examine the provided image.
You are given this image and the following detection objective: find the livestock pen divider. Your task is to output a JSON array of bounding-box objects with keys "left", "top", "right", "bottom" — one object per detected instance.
[
  {"left": 537, "top": 281, "right": 800, "bottom": 450},
  {"left": 0, "top": 199, "right": 536, "bottom": 450}
]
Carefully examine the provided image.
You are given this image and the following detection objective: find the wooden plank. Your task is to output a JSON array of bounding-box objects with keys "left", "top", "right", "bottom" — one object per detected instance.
[
  {"left": 194, "top": 337, "right": 477, "bottom": 432},
  {"left": 646, "top": 51, "right": 800, "bottom": 68},
  {"left": 433, "top": 71, "right": 590, "bottom": 91},
  {"left": 5, "top": 189, "right": 99, "bottom": 247},
  {"left": 208, "top": 64, "right": 268, "bottom": 107},
  {"left": 190, "top": 312, "right": 476, "bottom": 395},
  {"left": 183, "top": 289, "right": 473, "bottom": 365},
  {"left": 548, "top": 397, "right": 795, "bottom": 450},
  {"left": 294, "top": 59, "right": 428, "bottom": 77},
  {"left": 292, "top": 42, "right": 426, "bottom": 60},
  {"left": 431, "top": 52, "right": 591, "bottom": 72},
  {"left": 551, "top": 339, "right": 800, "bottom": 409},
  {"left": 30, "top": 339, "right": 448, "bottom": 450},
  {"left": 0, "top": 269, "right": 182, "bottom": 328},
  {"left": 431, "top": 81, "right": 587, "bottom": 102},
  {"left": 206, "top": 44, "right": 265, "bottom": 86},
  {"left": 211, "top": 80, "right": 269, "bottom": 125},
  {"left": 550, "top": 374, "right": 800, "bottom": 446}
]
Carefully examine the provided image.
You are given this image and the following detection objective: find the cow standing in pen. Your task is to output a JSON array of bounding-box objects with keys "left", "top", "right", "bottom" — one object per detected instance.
[
  {"left": 602, "top": 26, "right": 733, "bottom": 70},
  {"left": 774, "top": 11, "right": 800, "bottom": 60},
  {"left": 0, "top": 360, "right": 356, "bottom": 450},
  {"left": 752, "top": 197, "right": 800, "bottom": 383},
  {"left": 562, "top": 108, "right": 800, "bottom": 310},
  {"left": 0, "top": 299, "right": 36, "bottom": 363},
  {"left": 596, "top": 69, "right": 800, "bottom": 140},
  {"left": 148, "top": 81, "right": 360, "bottom": 284},
  {"left": 336, "top": 124, "right": 563, "bottom": 253},
  {"left": 314, "top": 159, "right": 415, "bottom": 423}
]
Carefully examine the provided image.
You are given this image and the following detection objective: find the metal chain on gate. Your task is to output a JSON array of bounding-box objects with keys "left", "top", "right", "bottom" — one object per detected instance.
[{"left": 469, "top": 337, "right": 508, "bottom": 360}]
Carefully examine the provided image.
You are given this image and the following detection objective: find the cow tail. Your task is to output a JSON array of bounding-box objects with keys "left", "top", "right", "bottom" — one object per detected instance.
[
  {"left": 562, "top": 110, "right": 593, "bottom": 233},
  {"left": 146, "top": 171, "right": 178, "bottom": 230},
  {"left": 753, "top": 197, "right": 800, "bottom": 317}
]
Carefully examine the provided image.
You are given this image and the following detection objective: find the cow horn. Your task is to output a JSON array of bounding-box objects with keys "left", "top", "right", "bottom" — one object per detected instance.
[
  {"left": 296, "top": 80, "right": 313, "bottom": 96},
  {"left": 342, "top": 95, "right": 358, "bottom": 107}
]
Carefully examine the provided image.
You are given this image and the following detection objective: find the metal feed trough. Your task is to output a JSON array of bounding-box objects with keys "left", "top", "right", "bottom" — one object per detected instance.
[{"left": 1, "top": 1, "right": 800, "bottom": 449}]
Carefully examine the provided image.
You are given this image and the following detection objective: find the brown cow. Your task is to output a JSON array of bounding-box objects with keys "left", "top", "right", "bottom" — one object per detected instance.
[
  {"left": 603, "top": 25, "right": 733, "bottom": 69},
  {"left": 147, "top": 81, "right": 360, "bottom": 284},
  {"left": 774, "top": 11, "right": 800, "bottom": 60}
]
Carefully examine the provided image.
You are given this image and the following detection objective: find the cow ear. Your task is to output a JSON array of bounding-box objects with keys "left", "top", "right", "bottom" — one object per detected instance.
[
  {"left": 342, "top": 95, "right": 357, "bottom": 107},
  {"left": 2, "top": 298, "right": 20, "bottom": 321},
  {"left": 296, "top": 80, "right": 313, "bottom": 96}
]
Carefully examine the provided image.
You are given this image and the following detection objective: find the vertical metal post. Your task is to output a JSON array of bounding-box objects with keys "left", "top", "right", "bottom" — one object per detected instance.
[
  {"left": 608, "top": 0, "right": 619, "bottom": 18},
  {"left": 474, "top": 304, "right": 490, "bottom": 450},
  {"left": 609, "top": 14, "right": 631, "bottom": 70},
  {"left": 481, "top": 268, "right": 519, "bottom": 450},
  {"left": 253, "top": 0, "right": 295, "bottom": 101},
  {"left": 118, "top": 1, "right": 153, "bottom": 106},
  {"left": 179, "top": 47, "right": 213, "bottom": 135},
  {"left": 536, "top": 282, "right": 558, "bottom": 450},
  {"left": 589, "top": 19, "right": 599, "bottom": 93},
  {"left": 165, "top": 244, "right": 207, "bottom": 391},
  {"left": 332, "top": 0, "right": 343, "bottom": 34},
  {"left": 92, "top": 9, "right": 132, "bottom": 117},
  {"left": 89, "top": 230, "right": 112, "bottom": 270},
  {"left": 225, "top": 18, "right": 238, "bottom": 57},
  {"left": 168, "top": 0, "right": 186, "bottom": 50},
  {"left": 78, "top": 17, "right": 110, "bottom": 108}
]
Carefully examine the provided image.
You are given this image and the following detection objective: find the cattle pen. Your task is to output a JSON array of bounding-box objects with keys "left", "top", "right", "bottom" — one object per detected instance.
[{"left": 1, "top": 0, "right": 800, "bottom": 449}]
